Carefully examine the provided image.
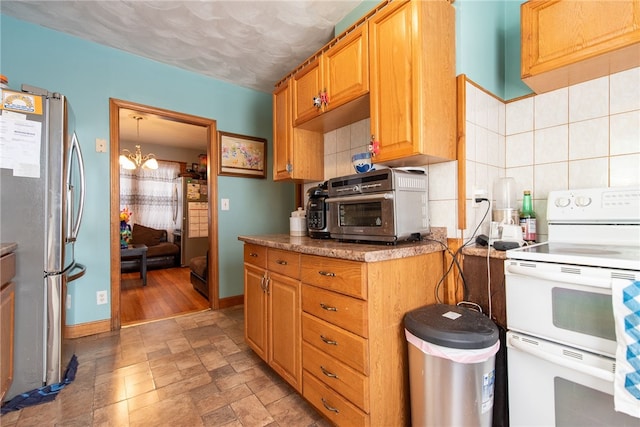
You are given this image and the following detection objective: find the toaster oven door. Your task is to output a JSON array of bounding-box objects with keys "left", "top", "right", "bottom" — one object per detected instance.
[{"left": 327, "top": 193, "right": 396, "bottom": 242}]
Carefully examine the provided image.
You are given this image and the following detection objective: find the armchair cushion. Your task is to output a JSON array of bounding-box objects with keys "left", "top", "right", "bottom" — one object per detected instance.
[{"left": 132, "top": 223, "right": 166, "bottom": 247}]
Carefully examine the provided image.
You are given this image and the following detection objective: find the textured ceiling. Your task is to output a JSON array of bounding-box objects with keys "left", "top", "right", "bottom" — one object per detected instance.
[
  {"left": 2, "top": 1, "right": 362, "bottom": 150},
  {"left": 1, "top": 0, "right": 361, "bottom": 93}
]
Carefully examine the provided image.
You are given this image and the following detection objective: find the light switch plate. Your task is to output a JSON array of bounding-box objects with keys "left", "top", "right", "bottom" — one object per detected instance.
[{"left": 221, "top": 198, "right": 230, "bottom": 211}]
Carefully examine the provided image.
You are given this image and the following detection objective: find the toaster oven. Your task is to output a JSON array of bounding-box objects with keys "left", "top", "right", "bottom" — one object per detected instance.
[{"left": 327, "top": 168, "right": 429, "bottom": 243}]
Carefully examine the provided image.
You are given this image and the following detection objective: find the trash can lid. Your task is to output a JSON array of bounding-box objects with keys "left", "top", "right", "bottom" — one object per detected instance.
[{"left": 404, "top": 304, "right": 499, "bottom": 350}]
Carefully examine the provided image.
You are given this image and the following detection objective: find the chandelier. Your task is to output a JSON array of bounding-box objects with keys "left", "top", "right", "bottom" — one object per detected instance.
[{"left": 119, "top": 116, "right": 158, "bottom": 170}]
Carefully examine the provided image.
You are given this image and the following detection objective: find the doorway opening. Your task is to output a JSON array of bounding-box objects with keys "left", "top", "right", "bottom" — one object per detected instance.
[{"left": 109, "top": 98, "right": 219, "bottom": 330}]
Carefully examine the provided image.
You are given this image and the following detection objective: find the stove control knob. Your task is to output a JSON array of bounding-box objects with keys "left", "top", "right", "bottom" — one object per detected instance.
[
  {"left": 575, "top": 196, "right": 592, "bottom": 207},
  {"left": 554, "top": 197, "right": 570, "bottom": 208}
]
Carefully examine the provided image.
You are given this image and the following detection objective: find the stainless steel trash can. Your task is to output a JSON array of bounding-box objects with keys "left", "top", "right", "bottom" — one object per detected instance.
[{"left": 404, "top": 304, "right": 500, "bottom": 427}]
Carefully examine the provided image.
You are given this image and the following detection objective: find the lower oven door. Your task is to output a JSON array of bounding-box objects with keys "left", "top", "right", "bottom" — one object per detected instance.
[
  {"left": 504, "top": 259, "right": 633, "bottom": 357},
  {"left": 506, "top": 331, "right": 636, "bottom": 426},
  {"left": 327, "top": 193, "right": 396, "bottom": 242}
]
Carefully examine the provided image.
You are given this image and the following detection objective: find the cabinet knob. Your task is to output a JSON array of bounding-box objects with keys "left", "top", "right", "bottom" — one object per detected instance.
[
  {"left": 320, "top": 335, "right": 338, "bottom": 346},
  {"left": 320, "top": 303, "right": 337, "bottom": 312},
  {"left": 318, "top": 271, "right": 336, "bottom": 277},
  {"left": 249, "top": 252, "right": 258, "bottom": 257},
  {"left": 276, "top": 260, "right": 288, "bottom": 265}
]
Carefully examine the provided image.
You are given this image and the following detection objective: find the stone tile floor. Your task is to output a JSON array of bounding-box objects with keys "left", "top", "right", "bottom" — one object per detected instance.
[{"left": 1, "top": 306, "right": 329, "bottom": 427}]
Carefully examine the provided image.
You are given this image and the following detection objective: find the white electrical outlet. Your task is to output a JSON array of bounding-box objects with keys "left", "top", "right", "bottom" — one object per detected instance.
[
  {"left": 67, "top": 294, "right": 71, "bottom": 310},
  {"left": 221, "top": 198, "right": 230, "bottom": 211},
  {"left": 472, "top": 187, "right": 488, "bottom": 208},
  {"left": 96, "top": 290, "right": 108, "bottom": 305},
  {"left": 95, "top": 138, "right": 107, "bottom": 153}
]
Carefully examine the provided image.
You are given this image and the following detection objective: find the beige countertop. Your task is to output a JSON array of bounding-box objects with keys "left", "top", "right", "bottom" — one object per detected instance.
[
  {"left": 462, "top": 244, "right": 508, "bottom": 260},
  {"left": 238, "top": 227, "right": 447, "bottom": 262},
  {"left": 1, "top": 242, "right": 17, "bottom": 257}
]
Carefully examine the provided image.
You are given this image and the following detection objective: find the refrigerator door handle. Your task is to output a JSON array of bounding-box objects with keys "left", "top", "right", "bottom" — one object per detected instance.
[
  {"left": 173, "top": 185, "right": 178, "bottom": 222},
  {"left": 66, "top": 132, "right": 86, "bottom": 242},
  {"left": 67, "top": 262, "right": 86, "bottom": 282}
]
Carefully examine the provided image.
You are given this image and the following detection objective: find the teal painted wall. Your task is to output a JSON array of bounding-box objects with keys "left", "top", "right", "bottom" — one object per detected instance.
[
  {"left": 338, "top": 0, "right": 532, "bottom": 100},
  {"left": 334, "top": 0, "right": 379, "bottom": 35},
  {"left": 454, "top": 0, "right": 532, "bottom": 100},
  {"left": 0, "top": 15, "right": 295, "bottom": 325}
]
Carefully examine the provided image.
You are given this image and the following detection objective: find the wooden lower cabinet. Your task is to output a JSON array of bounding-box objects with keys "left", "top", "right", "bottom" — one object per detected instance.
[
  {"left": 243, "top": 245, "right": 302, "bottom": 392},
  {"left": 1, "top": 250, "right": 16, "bottom": 402},
  {"left": 244, "top": 242, "right": 444, "bottom": 426}
]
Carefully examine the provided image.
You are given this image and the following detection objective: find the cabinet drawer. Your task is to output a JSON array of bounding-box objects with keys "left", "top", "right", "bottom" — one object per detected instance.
[
  {"left": 302, "top": 312, "right": 368, "bottom": 375},
  {"left": 303, "top": 341, "right": 369, "bottom": 413},
  {"left": 303, "top": 370, "right": 368, "bottom": 427},
  {"left": 268, "top": 249, "right": 300, "bottom": 279},
  {"left": 301, "top": 255, "right": 366, "bottom": 299},
  {"left": 244, "top": 244, "right": 267, "bottom": 269},
  {"left": 302, "top": 284, "right": 368, "bottom": 338},
  {"left": 1, "top": 253, "right": 16, "bottom": 287}
]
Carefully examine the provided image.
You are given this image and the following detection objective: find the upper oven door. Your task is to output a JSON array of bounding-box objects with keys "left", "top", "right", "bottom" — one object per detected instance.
[
  {"left": 504, "top": 259, "right": 639, "bottom": 357},
  {"left": 327, "top": 193, "right": 395, "bottom": 241}
]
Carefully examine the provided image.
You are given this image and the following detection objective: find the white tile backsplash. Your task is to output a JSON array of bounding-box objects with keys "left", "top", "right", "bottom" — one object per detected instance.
[
  {"left": 610, "top": 154, "right": 640, "bottom": 187},
  {"left": 568, "top": 76, "right": 609, "bottom": 122},
  {"left": 568, "top": 117, "right": 609, "bottom": 160},
  {"left": 610, "top": 110, "right": 640, "bottom": 155},
  {"left": 534, "top": 87, "right": 568, "bottom": 129},
  {"left": 535, "top": 125, "right": 568, "bottom": 164},
  {"left": 610, "top": 67, "right": 640, "bottom": 114},
  {"left": 568, "top": 157, "right": 608, "bottom": 189},
  {"left": 506, "top": 131, "right": 534, "bottom": 167},
  {"left": 321, "top": 68, "right": 640, "bottom": 239},
  {"left": 534, "top": 162, "right": 568, "bottom": 199},
  {"left": 505, "top": 97, "right": 534, "bottom": 135}
]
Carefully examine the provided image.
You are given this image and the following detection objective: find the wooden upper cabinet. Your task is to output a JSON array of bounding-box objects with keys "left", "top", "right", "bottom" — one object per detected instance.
[
  {"left": 293, "top": 24, "right": 369, "bottom": 128},
  {"left": 273, "top": 81, "right": 324, "bottom": 182},
  {"left": 521, "top": 0, "right": 640, "bottom": 94},
  {"left": 292, "top": 58, "right": 323, "bottom": 126},
  {"left": 322, "top": 25, "right": 369, "bottom": 114},
  {"left": 273, "top": 82, "right": 293, "bottom": 181},
  {"left": 369, "top": 0, "right": 456, "bottom": 166}
]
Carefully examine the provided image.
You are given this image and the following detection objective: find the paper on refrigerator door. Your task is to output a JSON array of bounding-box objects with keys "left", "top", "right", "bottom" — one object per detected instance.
[
  {"left": 0, "top": 114, "right": 42, "bottom": 177},
  {"left": 188, "top": 201, "right": 208, "bottom": 238}
]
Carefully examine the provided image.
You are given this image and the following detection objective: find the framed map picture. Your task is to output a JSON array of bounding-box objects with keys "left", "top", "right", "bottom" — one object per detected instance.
[{"left": 217, "top": 131, "right": 267, "bottom": 179}]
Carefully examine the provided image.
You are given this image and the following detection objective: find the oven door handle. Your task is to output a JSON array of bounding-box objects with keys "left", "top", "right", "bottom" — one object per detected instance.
[
  {"left": 326, "top": 193, "right": 393, "bottom": 203},
  {"left": 508, "top": 335, "right": 614, "bottom": 382},
  {"left": 506, "top": 265, "right": 611, "bottom": 289}
]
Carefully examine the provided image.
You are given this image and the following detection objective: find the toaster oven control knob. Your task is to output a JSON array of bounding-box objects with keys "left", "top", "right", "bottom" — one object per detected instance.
[
  {"left": 575, "top": 196, "right": 592, "bottom": 207},
  {"left": 554, "top": 197, "right": 570, "bottom": 208}
]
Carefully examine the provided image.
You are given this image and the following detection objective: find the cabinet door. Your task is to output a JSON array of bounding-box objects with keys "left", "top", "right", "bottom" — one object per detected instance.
[
  {"left": 268, "top": 272, "right": 302, "bottom": 392},
  {"left": 273, "top": 82, "right": 293, "bottom": 181},
  {"left": 369, "top": 0, "right": 414, "bottom": 162},
  {"left": 1, "top": 283, "right": 15, "bottom": 402},
  {"left": 244, "top": 264, "right": 267, "bottom": 361},
  {"left": 292, "top": 58, "right": 322, "bottom": 126},
  {"left": 323, "top": 24, "right": 369, "bottom": 112},
  {"left": 521, "top": 0, "right": 640, "bottom": 94},
  {"left": 369, "top": 0, "right": 455, "bottom": 165}
]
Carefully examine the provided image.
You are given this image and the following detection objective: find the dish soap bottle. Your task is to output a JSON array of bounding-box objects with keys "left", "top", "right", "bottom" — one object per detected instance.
[{"left": 520, "top": 190, "right": 536, "bottom": 243}]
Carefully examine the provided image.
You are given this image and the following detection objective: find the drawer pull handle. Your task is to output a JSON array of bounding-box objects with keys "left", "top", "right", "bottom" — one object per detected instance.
[
  {"left": 249, "top": 252, "right": 258, "bottom": 257},
  {"left": 320, "top": 366, "right": 339, "bottom": 379},
  {"left": 320, "top": 303, "right": 337, "bottom": 312},
  {"left": 321, "top": 398, "right": 340, "bottom": 414},
  {"left": 318, "top": 271, "right": 336, "bottom": 277},
  {"left": 276, "top": 260, "right": 288, "bottom": 265},
  {"left": 320, "top": 335, "right": 338, "bottom": 346}
]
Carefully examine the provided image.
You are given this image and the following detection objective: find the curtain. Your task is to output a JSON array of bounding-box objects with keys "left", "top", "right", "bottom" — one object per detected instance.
[{"left": 120, "top": 160, "right": 180, "bottom": 231}]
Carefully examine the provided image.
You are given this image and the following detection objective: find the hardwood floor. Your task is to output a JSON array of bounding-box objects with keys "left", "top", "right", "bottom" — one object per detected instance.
[{"left": 120, "top": 266, "right": 209, "bottom": 326}]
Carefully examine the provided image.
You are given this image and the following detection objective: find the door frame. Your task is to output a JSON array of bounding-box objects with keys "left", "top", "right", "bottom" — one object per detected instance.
[{"left": 109, "top": 98, "right": 219, "bottom": 330}]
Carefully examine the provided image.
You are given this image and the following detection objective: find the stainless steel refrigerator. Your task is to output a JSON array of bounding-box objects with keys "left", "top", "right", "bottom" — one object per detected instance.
[
  {"left": 172, "top": 177, "right": 208, "bottom": 266},
  {"left": 0, "top": 84, "right": 86, "bottom": 399}
]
